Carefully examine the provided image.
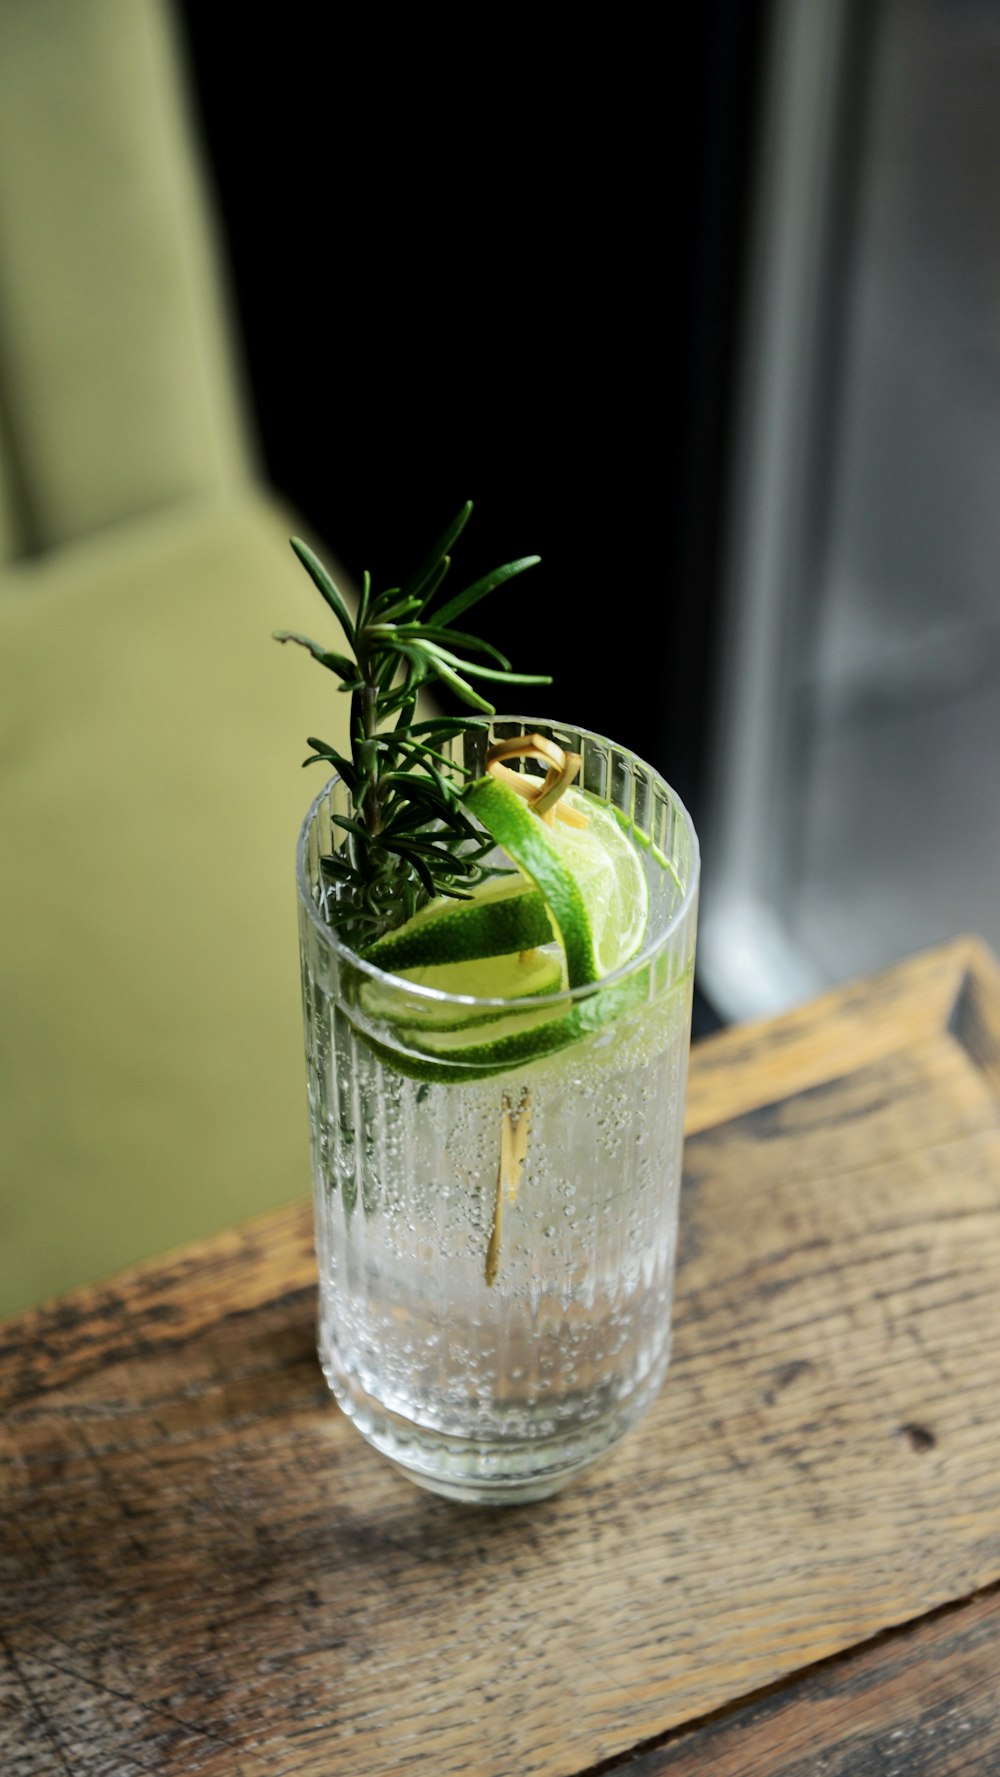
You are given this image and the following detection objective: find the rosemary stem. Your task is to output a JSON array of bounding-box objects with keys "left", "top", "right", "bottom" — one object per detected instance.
[{"left": 361, "top": 680, "right": 380, "bottom": 837}]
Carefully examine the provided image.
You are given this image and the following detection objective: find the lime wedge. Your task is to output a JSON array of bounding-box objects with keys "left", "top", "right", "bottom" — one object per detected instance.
[
  {"left": 461, "top": 777, "right": 649, "bottom": 988},
  {"left": 362, "top": 875, "right": 553, "bottom": 972},
  {"left": 359, "top": 946, "right": 563, "bottom": 1031}
]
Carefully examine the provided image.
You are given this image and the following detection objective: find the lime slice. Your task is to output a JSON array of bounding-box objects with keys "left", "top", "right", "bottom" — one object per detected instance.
[
  {"left": 548, "top": 787, "right": 650, "bottom": 976},
  {"left": 379, "top": 968, "right": 652, "bottom": 1082},
  {"left": 362, "top": 875, "right": 553, "bottom": 972},
  {"left": 359, "top": 946, "right": 563, "bottom": 1031},
  {"left": 461, "top": 777, "right": 649, "bottom": 988}
]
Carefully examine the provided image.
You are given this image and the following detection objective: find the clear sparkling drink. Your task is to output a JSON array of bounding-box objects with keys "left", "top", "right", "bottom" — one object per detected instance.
[{"left": 298, "top": 720, "right": 699, "bottom": 1502}]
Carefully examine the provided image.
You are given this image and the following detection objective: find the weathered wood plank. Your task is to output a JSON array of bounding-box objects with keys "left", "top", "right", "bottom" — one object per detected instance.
[
  {"left": 627, "top": 1587, "right": 1000, "bottom": 1776},
  {"left": 0, "top": 1205, "right": 316, "bottom": 1410},
  {"left": 2, "top": 940, "right": 999, "bottom": 1774},
  {"left": 684, "top": 932, "right": 1000, "bottom": 1135}
]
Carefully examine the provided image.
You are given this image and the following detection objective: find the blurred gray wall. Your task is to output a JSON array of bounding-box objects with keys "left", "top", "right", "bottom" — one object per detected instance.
[{"left": 702, "top": 0, "right": 1000, "bottom": 1019}]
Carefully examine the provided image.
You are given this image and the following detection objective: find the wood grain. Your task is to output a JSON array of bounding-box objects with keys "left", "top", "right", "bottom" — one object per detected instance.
[
  {"left": 2, "top": 936, "right": 999, "bottom": 1775},
  {"left": 627, "top": 1586, "right": 1000, "bottom": 1776},
  {"left": 0, "top": 1207, "right": 315, "bottom": 1409},
  {"left": 684, "top": 931, "right": 1000, "bottom": 1134}
]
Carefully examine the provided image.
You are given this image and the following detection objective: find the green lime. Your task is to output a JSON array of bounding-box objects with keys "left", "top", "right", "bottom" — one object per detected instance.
[
  {"left": 545, "top": 787, "right": 649, "bottom": 976},
  {"left": 460, "top": 777, "right": 649, "bottom": 988},
  {"left": 377, "top": 968, "right": 652, "bottom": 1082},
  {"left": 353, "top": 778, "right": 653, "bottom": 1080},
  {"left": 359, "top": 946, "right": 563, "bottom": 1032},
  {"left": 361, "top": 875, "right": 553, "bottom": 972}
]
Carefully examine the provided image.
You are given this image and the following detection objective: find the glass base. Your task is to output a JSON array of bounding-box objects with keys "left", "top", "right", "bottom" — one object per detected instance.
[{"left": 322, "top": 1352, "right": 670, "bottom": 1504}]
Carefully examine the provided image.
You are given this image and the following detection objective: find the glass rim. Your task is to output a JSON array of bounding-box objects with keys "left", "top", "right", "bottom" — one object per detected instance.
[{"left": 296, "top": 714, "right": 700, "bottom": 1013}]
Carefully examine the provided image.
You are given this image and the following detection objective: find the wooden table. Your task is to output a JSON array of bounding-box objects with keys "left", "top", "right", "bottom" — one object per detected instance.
[{"left": 3, "top": 936, "right": 1000, "bottom": 1776}]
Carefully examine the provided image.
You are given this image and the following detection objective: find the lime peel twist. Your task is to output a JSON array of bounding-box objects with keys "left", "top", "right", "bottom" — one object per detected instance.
[{"left": 461, "top": 774, "right": 599, "bottom": 990}]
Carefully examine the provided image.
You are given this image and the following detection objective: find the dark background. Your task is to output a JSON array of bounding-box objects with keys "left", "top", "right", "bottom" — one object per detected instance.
[{"left": 177, "top": 4, "right": 764, "bottom": 830}]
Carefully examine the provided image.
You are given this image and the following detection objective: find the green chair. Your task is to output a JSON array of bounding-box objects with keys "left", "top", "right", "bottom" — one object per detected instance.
[{"left": 0, "top": 0, "right": 351, "bottom": 1315}]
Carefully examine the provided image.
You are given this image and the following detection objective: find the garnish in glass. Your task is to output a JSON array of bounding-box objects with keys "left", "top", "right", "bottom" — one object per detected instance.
[{"left": 274, "top": 500, "right": 550, "bottom": 951}]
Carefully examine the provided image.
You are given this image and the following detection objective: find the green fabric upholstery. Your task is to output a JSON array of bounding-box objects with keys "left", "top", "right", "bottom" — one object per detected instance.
[
  {"left": 0, "top": 495, "right": 352, "bottom": 1317},
  {"left": 0, "top": 0, "right": 252, "bottom": 557},
  {"left": 0, "top": 2, "right": 346, "bottom": 1317}
]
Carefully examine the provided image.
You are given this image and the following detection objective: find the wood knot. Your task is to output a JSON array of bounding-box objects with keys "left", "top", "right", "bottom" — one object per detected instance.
[{"left": 897, "top": 1422, "right": 936, "bottom": 1452}]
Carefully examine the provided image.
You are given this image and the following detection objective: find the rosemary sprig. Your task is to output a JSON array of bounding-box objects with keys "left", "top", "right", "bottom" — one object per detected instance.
[{"left": 275, "top": 501, "right": 550, "bottom": 948}]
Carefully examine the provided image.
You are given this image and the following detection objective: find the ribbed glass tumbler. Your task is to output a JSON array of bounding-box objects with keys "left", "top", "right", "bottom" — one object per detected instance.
[{"left": 297, "top": 718, "right": 699, "bottom": 1502}]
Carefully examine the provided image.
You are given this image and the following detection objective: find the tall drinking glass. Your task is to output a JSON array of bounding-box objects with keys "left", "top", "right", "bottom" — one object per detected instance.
[{"left": 297, "top": 717, "right": 699, "bottom": 1502}]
